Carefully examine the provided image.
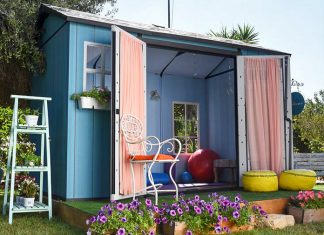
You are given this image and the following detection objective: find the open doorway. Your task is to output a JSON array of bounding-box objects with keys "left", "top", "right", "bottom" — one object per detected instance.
[{"left": 146, "top": 46, "right": 237, "bottom": 191}]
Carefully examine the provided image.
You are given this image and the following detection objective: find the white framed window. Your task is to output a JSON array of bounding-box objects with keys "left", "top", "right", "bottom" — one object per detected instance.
[
  {"left": 173, "top": 102, "right": 200, "bottom": 153},
  {"left": 83, "top": 41, "right": 111, "bottom": 91}
]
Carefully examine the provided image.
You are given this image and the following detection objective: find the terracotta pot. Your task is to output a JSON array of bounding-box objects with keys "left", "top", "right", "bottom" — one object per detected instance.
[{"left": 288, "top": 206, "right": 324, "bottom": 224}]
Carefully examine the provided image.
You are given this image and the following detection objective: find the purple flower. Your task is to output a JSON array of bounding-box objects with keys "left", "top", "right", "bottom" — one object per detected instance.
[
  {"left": 153, "top": 205, "right": 159, "bottom": 213},
  {"left": 233, "top": 210, "right": 240, "bottom": 219},
  {"left": 223, "top": 226, "right": 230, "bottom": 233},
  {"left": 86, "top": 219, "right": 90, "bottom": 225},
  {"left": 149, "top": 231, "right": 155, "bottom": 235},
  {"left": 107, "top": 208, "right": 112, "bottom": 216},
  {"left": 116, "top": 202, "right": 125, "bottom": 211},
  {"left": 177, "top": 208, "right": 183, "bottom": 215},
  {"left": 89, "top": 216, "right": 96, "bottom": 223},
  {"left": 260, "top": 209, "right": 267, "bottom": 216},
  {"left": 162, "top": 217, "right": 168, "bottom": 224},
  {"left": 217, "top": 215, "right": 222, "bottom": 222},
  {"left": 222, "top": 200, "right": 230, "bottom": 207},
  {"left": 98, "top": 210, "right": 104, "bottom": 216},
  {"left": 214, "top": 225, "right": 222, "bottom": 234},
  {"left": 99, "top": 215, "right": 107, "bottom": 223},
  {"left": 194, "top": 206, "right": 202, "bottom": 214},
  {"left": 121, "top": 217, "right": 127, "bottom": 222},
  {"left": 235, "top": 194, "right": 241, "bottom": 202},
  {"left": 131, "top": 200, "right": 139, "bottom": 208},
  {"left": 117, "top": 228, "right": 126, "bottom": 235},
  {"left": 170, "top": 210, "right": 176, "bottom": 216},
  {"left": 154, "top": 218, "right": 161, "bottom": 224},
  {"left": 205, "top": 204, "right": 212, "bottom": 211},
  {"left": 223, "top": 216, "right": 228, "bottom": 222},
  {"left": 194, "top": 195, "right": 200, "bottom": 201},
  {"left": 230, "top": 202, "right": 236, "bottom": 208},
  {"left": 145, "top": 199, "right": 152, "bottom": 207},
  {"left": 186, "top": 230, "right": 193, "bottom": 235},
  {"left": 185, "top": 206, "right": 189, "bottom": 212},
  {"left": 87, "top": 229, "right": 91, "bottom": 235}
]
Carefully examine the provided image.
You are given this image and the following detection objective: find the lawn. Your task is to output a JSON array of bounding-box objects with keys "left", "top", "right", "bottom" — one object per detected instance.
[{"left": 0, "top": 191, "right": 83, "bottom": 235}]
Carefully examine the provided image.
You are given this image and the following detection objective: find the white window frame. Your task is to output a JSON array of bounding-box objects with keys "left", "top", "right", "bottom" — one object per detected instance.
[
  {"left": 172, "top": 101, "right": 200, "bottom": 153},
  {"left": 83, "top": 41, "right": 111, "bottom": 91}
]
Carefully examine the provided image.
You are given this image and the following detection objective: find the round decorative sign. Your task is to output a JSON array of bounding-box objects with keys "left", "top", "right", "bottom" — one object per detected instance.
[{"left": 291, "top": 92, "right": 305, "bottom": 115}]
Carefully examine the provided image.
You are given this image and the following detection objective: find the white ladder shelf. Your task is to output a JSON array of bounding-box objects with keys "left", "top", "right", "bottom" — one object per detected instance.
[{"left": 2, "top": 95, "right": 53, "bottom": 224}]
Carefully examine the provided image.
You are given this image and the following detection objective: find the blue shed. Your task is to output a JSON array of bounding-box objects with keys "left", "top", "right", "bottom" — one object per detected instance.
[{"left": 33, "top": 4, "right": 293, "bottom": 200}]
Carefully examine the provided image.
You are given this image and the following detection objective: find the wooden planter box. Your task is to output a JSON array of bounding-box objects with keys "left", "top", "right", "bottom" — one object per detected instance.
[
  {"left": 78, "top": 97, "right": 109, "bottom": 110},
  {"left": 158, "top": 221, "right": 253, "bottom": 235},
  {"left": 288, "top": 206, "right": 324, "bottom": 224}
]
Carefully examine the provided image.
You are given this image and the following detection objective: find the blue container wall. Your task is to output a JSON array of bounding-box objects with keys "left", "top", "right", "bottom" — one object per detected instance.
[
  {"left": 32, "top": 15, "right": 69, "bottom": 198},
  {"left": 67, "top": 22, "right": 111, "bottom": 199}
]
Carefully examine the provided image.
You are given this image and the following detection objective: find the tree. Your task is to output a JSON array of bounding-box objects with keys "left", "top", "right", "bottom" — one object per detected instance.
[
  {"left": 293, "top": 90, "right": 324, "bottom": 153},
  {"left": 0, "top": 0, "right": 113, "bottom": 106},
  {"left": 208, "top": 24, "right": 259, "bottom": 44}
]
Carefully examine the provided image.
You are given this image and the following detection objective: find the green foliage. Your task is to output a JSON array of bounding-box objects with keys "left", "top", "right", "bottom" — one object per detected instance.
[
  {"left": 19, "top": 177, "right": 39, "bottom": 198},
  {"left": 0, "top": 0, "right": 111, "bottom": 74},
  {"left": 208, "top": 24, "right": 259, "bottom": 44},
  {"left": 0, "top": 106, "right": 37, "bottom": 171},
  {"left": 71, "top": 87, "right": 111, "bottom": 105},
  {"left": 20, "top": 152, "right": 41, "bottom": 167},
  {"left": 293, "top": 90, "right": 324, "bottom": 153},
  {"left": 88, "top": 200, "right": 154, "bottom": 235}
]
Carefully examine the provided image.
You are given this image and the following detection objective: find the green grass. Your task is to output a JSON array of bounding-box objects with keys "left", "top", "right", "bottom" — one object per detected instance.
[{"left": 0, "top": 191, "right": 83, "bottom": 235}]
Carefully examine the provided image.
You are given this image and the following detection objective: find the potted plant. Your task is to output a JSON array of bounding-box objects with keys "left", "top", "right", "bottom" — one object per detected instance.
[
  {"left": 23, "top": 109, "right": 40, "bottom": 126},
  {"left": 87, "top": 199, "right": 155, "bottom": 235},
  {"left": 20, "top": 152, "right": 41, "bottom": 167},
  {"left": 19, "top": 177, "right": 39, "bottom": 207},
  {"left": 288, "top": 190, "right": 324, "bottom": 223},
  {"left": 71, "top": 87, "right": 111, "bottom": 110}
]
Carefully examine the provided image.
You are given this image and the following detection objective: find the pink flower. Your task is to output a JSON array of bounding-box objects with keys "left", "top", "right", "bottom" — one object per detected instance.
[{"left": 318, "top": 192, "right": 323, "bottom": 199}]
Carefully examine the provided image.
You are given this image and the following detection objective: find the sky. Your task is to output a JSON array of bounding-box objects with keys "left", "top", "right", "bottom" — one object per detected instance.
[{"left": 103, "top": 0, "right": 324, "bottom": 99}]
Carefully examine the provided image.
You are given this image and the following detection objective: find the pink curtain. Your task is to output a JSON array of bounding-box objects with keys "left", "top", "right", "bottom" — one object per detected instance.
[
  {"left": 119, "top": 31, "right": 145, "bottom": 195},
  {"left": 245, "top": 58, "right": 283, "bottom": 174}
]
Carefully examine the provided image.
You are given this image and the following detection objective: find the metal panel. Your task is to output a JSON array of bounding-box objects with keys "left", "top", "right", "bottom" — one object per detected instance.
[
  {"left": 236, "top": 56, "right": 247, "bottom": 186},
  {"left": 110, "top": 25, "right": 147, "bottom": 200},
  {"left": 31, "top": 15, "right": 69, "bottom": 199},
  {"left": 236, "top": 55, "right": 291, "bottom": 184}
]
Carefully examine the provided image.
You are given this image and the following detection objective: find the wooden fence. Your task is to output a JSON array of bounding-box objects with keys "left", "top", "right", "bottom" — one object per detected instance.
[{"left": 294, "top": 153, "right": 324, "bottom": 176}]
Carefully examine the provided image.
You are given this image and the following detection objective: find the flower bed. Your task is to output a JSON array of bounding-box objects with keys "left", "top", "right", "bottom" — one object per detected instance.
[{"left": 86, "top": 193, "right": 268, "bottom": 235}]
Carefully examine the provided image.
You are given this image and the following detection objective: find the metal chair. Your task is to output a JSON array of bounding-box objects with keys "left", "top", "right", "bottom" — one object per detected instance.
[{"left": 120, "top": 114, "right": 181, "bottom": 204}]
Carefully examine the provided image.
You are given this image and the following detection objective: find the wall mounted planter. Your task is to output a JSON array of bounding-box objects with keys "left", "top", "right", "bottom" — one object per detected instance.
[
  {"left": 78, "top": 97, "right": 110, "bottom": 111},
  {"left": 288, "top": 206, "right": 324, "bottom": 224}
]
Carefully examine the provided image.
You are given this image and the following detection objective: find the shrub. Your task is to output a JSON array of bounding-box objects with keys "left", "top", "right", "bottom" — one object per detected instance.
[
  {"left": 19, "top": 176, "right": 39, "bottom": 198},
  {"left": 0, "top": 106, "right": 37, "bottom": 171}
]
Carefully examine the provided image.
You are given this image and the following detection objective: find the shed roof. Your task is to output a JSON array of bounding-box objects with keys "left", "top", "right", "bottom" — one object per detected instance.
[{"left": 38, "top": 4, "right": 290, "bottom": 55}]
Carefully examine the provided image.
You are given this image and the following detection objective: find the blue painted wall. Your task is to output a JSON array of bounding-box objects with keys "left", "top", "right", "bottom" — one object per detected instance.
[
  {"left": 32, "top": 15, "right": 69, "bottom": 198},
  {"left": 67, "top": 22, "right": 111, "bottom": 199}
]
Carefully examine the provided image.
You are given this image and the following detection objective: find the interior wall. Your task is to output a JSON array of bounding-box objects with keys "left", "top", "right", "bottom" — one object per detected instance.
[{"left": 147, "top": 73, "right": 208, "bottom": 172}]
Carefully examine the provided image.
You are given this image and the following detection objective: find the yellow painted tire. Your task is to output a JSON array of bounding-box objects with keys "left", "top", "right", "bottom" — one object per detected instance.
[
  {"left": 279, "top": 169, "right": 316, "bottom": 191},
  {"left": 242, "top": 170, "right": 278, "bottom": 192}
]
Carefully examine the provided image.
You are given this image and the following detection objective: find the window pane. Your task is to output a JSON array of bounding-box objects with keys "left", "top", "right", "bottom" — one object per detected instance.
[
  {"left": 186, "top": 120, "right": 198, "bottom": 136},
  {"left": 186, "top": 104, "right": 198, "bottom": 120},
  {"left": 174, "top": 137, "right": 186, "bottom": 153},
  {"left": 104, "top": 47, "right": 112, "bottom": 73},
  {"left": 174, "top": 120, "right": 186, "bottom": 136},
  {"left": 174, "top": 104, "right": 185, "bottom": 120},
  {"left": 187, "top": 137, "right": 198, "bottom": 153},
  {"left": 87, "top": 45, "right": 102, "bottom": 69},
  {"left": 86, "top": 73, "right": 105, "bottom": 90},
  {"left": 104, "top": 74, "right": 112, "bottom": 91}
]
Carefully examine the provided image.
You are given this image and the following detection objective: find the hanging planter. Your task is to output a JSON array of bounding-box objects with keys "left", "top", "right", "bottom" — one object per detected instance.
[{"left": 71, "top": 87, "right": 111, "bottom": 111}]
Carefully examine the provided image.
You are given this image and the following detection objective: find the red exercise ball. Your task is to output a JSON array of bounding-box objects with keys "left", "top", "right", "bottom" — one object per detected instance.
[{"left": 188, "top": 149, "right": 220, "bottom": 183}]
